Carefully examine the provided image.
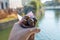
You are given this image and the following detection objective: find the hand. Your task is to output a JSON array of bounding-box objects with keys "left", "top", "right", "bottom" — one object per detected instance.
[
  {"left": 25, "top": 28, "right": 40, "bottom": 40},
  {"left": 8, "top": 22, "right": 40, "bottom": 40}
]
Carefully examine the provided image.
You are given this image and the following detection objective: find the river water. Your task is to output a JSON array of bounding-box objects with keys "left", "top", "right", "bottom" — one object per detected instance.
[{"left": 35, "top": 10, "right": 60, "bottom": 40}]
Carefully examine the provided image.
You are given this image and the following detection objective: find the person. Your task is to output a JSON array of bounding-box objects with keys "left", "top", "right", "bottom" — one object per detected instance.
[{"left": 8, "top": 11, "right": 40, "bottom": 40}]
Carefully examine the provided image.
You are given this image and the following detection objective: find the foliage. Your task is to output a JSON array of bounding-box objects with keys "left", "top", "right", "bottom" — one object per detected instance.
[
  {"left": 29, "top": 1, "right": 37, "bottom": 13},
  {"left": 0, "top": 10, "right": 8, "bottom": 19},
  {"left": 0, "top": 9, "right": 17, "bottom": 19},
  {"left": 0, "top": 14, "right": 17, "bottom": 23}
]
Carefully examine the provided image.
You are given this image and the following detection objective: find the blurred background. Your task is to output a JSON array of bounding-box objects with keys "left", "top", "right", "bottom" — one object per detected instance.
[{"left": 0, "top": 0, "right": 60, "bottom": 40}]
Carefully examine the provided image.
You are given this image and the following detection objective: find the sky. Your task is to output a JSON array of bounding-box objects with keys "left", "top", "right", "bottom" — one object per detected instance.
[{"left": 41, "top": 0, "right": 52, "bottom": 3}]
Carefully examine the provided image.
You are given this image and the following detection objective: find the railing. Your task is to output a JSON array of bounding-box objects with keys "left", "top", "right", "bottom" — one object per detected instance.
[{"left": 44, "top": 6, "right": 60, "bottom": 10}]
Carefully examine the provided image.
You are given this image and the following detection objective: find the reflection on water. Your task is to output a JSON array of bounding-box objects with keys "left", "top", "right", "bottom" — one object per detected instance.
[
  {"left": 55, "top": 10, "right": 60, "bottom": 23},
  {"left": 35, "top": 10, "right": 60, "bottom": 40}
]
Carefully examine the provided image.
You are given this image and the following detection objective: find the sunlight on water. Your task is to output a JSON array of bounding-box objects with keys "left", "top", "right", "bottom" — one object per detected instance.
[{"left": 35, "top": 10, "right": 60, "bottom": 40}]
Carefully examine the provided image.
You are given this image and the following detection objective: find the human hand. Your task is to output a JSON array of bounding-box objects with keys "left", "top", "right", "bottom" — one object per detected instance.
[{"left": 8, "top": 22, "right": 40, "bottom": 40}]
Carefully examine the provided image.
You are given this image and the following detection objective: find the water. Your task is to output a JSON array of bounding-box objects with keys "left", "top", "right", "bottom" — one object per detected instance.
[{"left": 35, "top": 10, "right": 60, "bottom": 40}]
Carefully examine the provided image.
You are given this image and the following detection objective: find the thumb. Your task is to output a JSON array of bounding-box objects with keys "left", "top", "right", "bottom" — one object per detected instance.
[
  {"left": 29, "top": 28, "right": 40, "bottom": 33},
  {"left": 26, "top": 28, "right": 40, "bottom": 40}
]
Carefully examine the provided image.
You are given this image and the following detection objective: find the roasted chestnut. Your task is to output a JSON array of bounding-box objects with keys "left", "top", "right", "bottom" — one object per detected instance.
[{"left": 20, "top": 16, "right": 37, "bottom": 28}]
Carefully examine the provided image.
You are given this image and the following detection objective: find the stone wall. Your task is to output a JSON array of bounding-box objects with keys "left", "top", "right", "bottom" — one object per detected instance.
[{"left": 0, "top": 19, "right": 18, "bottom": 30}]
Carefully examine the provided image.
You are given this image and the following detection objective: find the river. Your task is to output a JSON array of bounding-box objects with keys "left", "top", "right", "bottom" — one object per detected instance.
[{"left": 35, "top": 10, "right": 60, "bottom": 40}]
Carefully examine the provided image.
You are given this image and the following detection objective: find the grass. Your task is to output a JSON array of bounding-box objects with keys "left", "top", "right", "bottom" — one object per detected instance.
[{"left": 0, "top": 27, "right": 12, "bottom": 40}]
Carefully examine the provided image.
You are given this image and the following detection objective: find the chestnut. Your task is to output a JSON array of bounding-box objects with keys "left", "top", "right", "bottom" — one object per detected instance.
[{"left": 20, "top": 16, "right": 37, "bottom": 28}]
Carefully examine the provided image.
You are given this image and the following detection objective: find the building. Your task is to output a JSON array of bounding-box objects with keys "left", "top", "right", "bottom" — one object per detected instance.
[
  {"left": 0, "top": 0, "right": 36, "bottom": 9},
  {"left": 0, "top": 0, "right": 40, "bottom": 9},
  {"left": 44, "top": 1, "right": 54, "bottom": 6},
  {"left": 9, "top": 0, "right": 23, "bottom": 9},
  {"left": 0, "top": 0, "right": 23, "bottom": 9},
  {"left": 52, "top": 0, "right": 60, "bottom": 6},
  {"left": 0, "top": 0, "right": 9, "bottom": 9},
  {"left": 53, "top": 0, "right": 60, "bottom": 3},
  {"left": 9, "top": 0, "right": 32, "bottom": 9}
]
